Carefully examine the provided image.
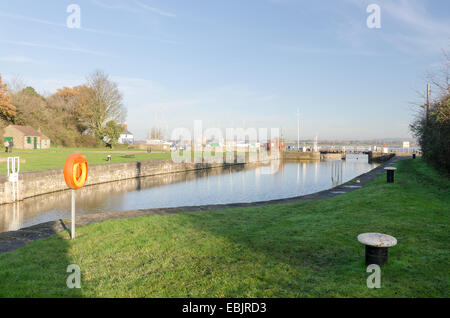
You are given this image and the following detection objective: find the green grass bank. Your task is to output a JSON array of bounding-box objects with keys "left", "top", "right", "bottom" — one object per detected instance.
[
  {"left": 0, "top": 147, "right": 171, "bottom": 173},
  {"left": 0, "top": 158, "right": 448, "bottom": 297},
  {"left": 0, "top": 148, "right": 257, "bottom": 173}
]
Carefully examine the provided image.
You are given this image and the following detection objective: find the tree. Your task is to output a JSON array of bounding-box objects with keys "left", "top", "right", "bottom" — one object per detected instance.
[
  {"left": 5, "top": 76, "right": 25, "bottom": 95},
  {"left": 426, "top": 50, "right": 450, "bottom": 99},
  {"left": 12, "top": 86, "right": 48, "bottom": 127},
  {"left": 11, "top": 86, "right": 55, "bottom": 141},
  {"left": 11, "top": 85, "right": 81, "bottom": 147},
  {"left": 21, "top": 86, "right": 41, "bottom": 98},
  {"left": 103, "top": 120, "right": 124, "bottom": 147},
  {"left": 411, "top": 95, "right": 450, "bottom": 172},
  {"left": 0, "top": 75, "right": 16, "bottom": 122},
  {"left": 2, "top": 70, "right": 128, "bottom": 148},
  {"left": 50, "top": 85, "right": 93, "bottom": 133},
  {"left": 84, "top": 70, "right": 127, "bottom": 142},
  {"left": 53, "top": 85, "right": 92, "bottom": 112},
  {"left": 411, "top": 51, "right": 450, "bottom": 172}
]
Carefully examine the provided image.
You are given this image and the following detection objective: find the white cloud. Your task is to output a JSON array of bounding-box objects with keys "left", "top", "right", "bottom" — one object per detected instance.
[
  {"left": 134, "top": 0, "right": 176, "bottom": 18},
  {"left": 381, "top": 0, "right": 448, "bottom": 33},
  {"left": 92, "top": 0, "right": 176, "bottom": 18},
  {"left": 91, "top": 0, "right": 140, "bottom": 13},
  {"left": 269, "top": 42, "right": 382, "bottom": 57},
  {"left": 0, "top": 10, "right": 149, "bottom": 40},
  {"left": 379, "top": 0, "right": 450, "bottom": 54},
  {"left": 0, "top": 11, "right": 64, "bottom": 27},
  {"left": 0, "top": 56, "right": 36, "bottom": 63},
  {"left": 3, "top": 40, "right": 108, "bottom": 57},
  {"left": 341, "top": 0, "right": 450, "bottom": 55}
]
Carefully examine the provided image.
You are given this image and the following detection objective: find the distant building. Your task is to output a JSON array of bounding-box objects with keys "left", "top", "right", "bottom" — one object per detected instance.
[
  {"left": 2, "top": 125, "right": 51, "bottom": 149},
  {"left": 146, "top": 139, "right": 172, "bottom": 151},
  {"left": 267, "top": 138, "right": 286, "bottom": 151},
  {"left": 118, "top": 124, "right": 134, "bottom": 144}
]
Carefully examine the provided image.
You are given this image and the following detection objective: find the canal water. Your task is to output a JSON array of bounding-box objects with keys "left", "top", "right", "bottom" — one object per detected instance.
[{"left": 0, "top": 158, "right": 377, "bottom": 233}]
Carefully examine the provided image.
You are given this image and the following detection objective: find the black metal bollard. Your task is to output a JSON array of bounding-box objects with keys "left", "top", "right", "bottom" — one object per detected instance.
[
  {"left": 365, "top": 246, "right": 388, "bottom": 266},
  {"left": 387, "top": 170, "right": 394, "bottom": 183},
  {"left": 412, "top": 153, "right": 416, "bottom": 159},
  {"left": 384, "top": 167, "right": 396, "bottom": 183}
]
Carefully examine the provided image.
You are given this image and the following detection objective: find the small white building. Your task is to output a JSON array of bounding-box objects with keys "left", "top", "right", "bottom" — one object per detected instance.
[
  {"left": 146, "top": 139, "right": 172, "bottom": 150},
  {"left": 118, "top": 124, "right": 134, "bottom": 144}
]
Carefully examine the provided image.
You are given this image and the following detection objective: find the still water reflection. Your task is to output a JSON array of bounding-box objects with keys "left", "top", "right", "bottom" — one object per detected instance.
[{"left": 0, "top": 159, "right": 377, "bottom": 233}]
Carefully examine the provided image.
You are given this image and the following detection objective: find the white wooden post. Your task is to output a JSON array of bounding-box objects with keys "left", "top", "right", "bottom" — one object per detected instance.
[{"left": 71, "top": 189, "right": 76, "bottom": 239}]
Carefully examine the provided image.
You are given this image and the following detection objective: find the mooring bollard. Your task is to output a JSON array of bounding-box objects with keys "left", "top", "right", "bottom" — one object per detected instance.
[
  {"left": 384, "top": 167, "right": 396, "bottom": 183},
  {"left": 357, "top": 233, "right": 397, "bottom": 266}
]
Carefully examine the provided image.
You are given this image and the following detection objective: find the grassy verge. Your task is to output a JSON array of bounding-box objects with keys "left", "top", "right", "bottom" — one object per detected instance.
[
  {"left": 0, "top": 147, "right": 171, "bottom": 173},
  {"left": 0, "top": 158, "right": 448, "bottom": 297},
  {"left": 0, "top": 148, "right": 261, "bottom": 173}
]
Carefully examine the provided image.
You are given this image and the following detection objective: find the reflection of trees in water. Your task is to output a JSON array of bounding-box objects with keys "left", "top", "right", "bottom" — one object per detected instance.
[
  {"left": 331, "top": 160, "right": 343, "bottom": 187},
  {"left": 0, "top": 164, "right": 252, "bottom": 233}
]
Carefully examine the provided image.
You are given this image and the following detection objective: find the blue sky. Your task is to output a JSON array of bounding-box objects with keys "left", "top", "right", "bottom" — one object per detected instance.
[{"left": 0, "top": 0, "right": 449, "bottom": 140}]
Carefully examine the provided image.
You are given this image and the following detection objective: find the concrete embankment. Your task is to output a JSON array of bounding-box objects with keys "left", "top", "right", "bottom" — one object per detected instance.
[
  {"left": 0, "top": 157, "right": 265, "bottom": 204},
  {"left": 321, "top": 153, "right": 344, "bottom": 160},
  {"left": 368, "top": 153, "right": 395, "bottom": 163},
  {"left": 282, "top": 151, "right": 321, "bottom": 160},
  {"left": 283, "top": 151, "right": 396, "bottom": 164}
]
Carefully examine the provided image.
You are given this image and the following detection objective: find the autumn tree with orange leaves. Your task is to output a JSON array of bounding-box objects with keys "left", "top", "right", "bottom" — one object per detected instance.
[
  {"left": 0, "top": 75, "right": 16, "bottom": 122},
  {"left": 1, "top": 70, "right": 126, "bottom": 147},
  {"left": 50, "top": 85, "right": 94, "bottom": 133}
]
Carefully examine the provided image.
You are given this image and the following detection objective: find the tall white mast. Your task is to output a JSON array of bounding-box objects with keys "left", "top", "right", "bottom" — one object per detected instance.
[{"left": 297, "top": 108, "right": 300, "bottom": 151}]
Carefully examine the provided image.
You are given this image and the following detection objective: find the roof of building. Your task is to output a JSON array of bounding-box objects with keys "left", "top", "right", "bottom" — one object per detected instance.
[
  {"left": 121, "top": 130, "right": 133, "bottom": 135},
  {"left": 6, "top": 125, "right": 50, "bottom": 139}
]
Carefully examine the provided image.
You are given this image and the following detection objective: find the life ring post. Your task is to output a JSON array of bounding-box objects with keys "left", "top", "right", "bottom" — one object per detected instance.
[
  {"left": 71, "top": 189, "right": 76, "bottom": 239},
  {"left": 64, "top": 153, "right": 88, "bottom": 240}
]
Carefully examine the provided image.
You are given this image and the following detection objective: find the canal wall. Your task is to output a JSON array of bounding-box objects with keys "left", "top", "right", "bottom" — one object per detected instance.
[
  {"left": 368, "top": 152, "right": 395, "bottom": 163},
  {"left": 320, "top": 153, "right": 344, "bottom": 160},
  {"left": 282, "top": 151, "right": 396, "bottom": 163},
  {"left": 0, "top": 164, "right": 253, "bottom": 232},
  {"left": 0, "top": 158, "right": 265, "bottom": 204},
  {"left": 282, "top": 151, "right": 321, "bottom": 161}
]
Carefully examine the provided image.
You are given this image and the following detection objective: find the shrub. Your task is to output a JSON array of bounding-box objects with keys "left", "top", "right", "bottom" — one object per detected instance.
[
  {"left": 411, "top": 94, "right": 450, "bottom": 173},
  {"left": 77, "top": 134, "right": 100, "bottom": 147}
]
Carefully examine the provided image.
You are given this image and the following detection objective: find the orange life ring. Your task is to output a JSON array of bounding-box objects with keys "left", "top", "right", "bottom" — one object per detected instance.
[{"left": 64, "top": 153, "right": 88, "bottom": 189}]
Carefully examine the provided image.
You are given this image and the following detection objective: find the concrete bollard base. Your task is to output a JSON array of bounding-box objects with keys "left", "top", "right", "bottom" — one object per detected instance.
[{"left": 358, "top": 233, "right": 397, "bottom": 266}]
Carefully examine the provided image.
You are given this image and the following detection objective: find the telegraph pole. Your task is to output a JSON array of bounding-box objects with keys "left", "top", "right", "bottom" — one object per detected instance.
[
  {"left": 426, "top": 83, "right": 430, "bottom": 124},
  {"left": 297, "top": 108, "right": 300, "bottom": 151}
]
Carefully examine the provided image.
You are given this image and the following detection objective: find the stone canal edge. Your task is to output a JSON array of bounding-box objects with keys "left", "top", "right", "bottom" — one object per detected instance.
[{"left": 0, "top": 156, "right": 404, "bottom": 254}]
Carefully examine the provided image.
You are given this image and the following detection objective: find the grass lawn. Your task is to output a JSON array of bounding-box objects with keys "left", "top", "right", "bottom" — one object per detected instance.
[
  {"left": 0, "top": 148, "right": 256, "bottom": 173},
  {"left": 0, "top": 147, "right": 171, "bottom": 173},
  {"left": 0, "top": 158, "right": 448, "bottom": 297}
]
